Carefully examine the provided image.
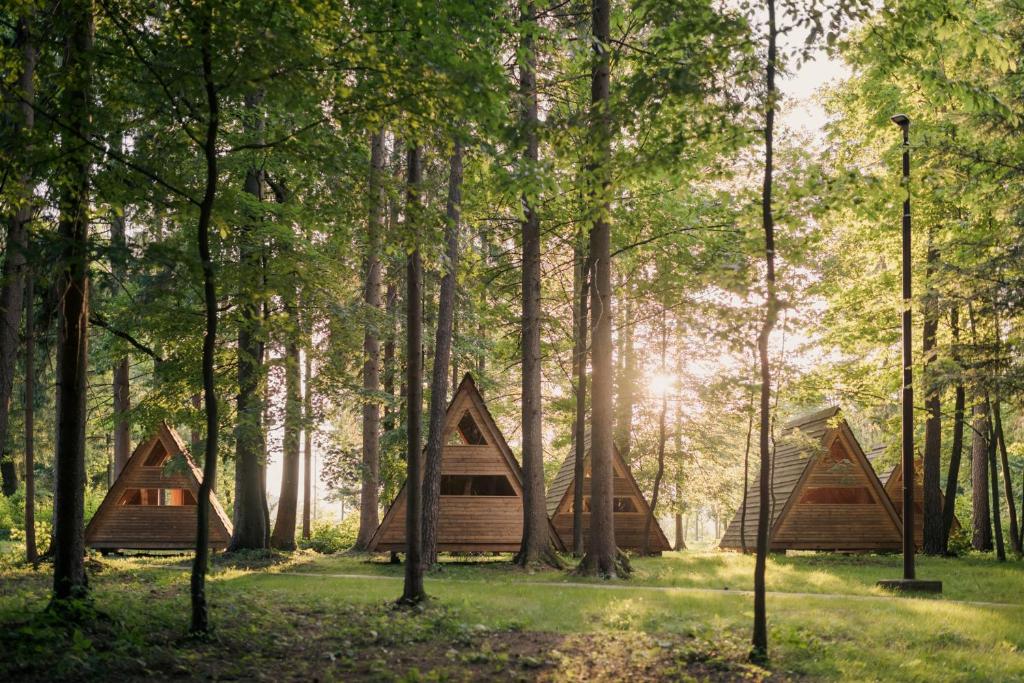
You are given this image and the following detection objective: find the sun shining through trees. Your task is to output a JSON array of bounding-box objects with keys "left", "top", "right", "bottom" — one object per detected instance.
[{"left": 1, "top": 0, "right": 1023, "bottom": 679}]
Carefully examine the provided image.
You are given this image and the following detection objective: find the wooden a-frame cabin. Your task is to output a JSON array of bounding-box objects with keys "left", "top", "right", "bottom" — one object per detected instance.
[
  {"left": 719, "top": 407, "right": 903, "bottom": 552},
  {"left": 867, "top": 445, "right": 963, "bottom": 549},
  {"left": 367, "top": 374, "right": 565, "bottom": 553},
  {"left": 85, "top": 423, "right": 233, "bottom": 551},
  {"left": 545, "top": 435, "right": 672, "bottom": 554}
]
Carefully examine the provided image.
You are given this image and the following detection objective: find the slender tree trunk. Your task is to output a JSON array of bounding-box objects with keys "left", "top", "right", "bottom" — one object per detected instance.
[
  {"left": 921, "top": 232, "right": 942, "bottom": 554},
  {"left": 0, "top": 13, "right": 36, "bottom": 467},
  {"left": 229, "top": 93, "right": 268, "bottom": 551},
  {"left": 356, "top": 131, "right": 386, "bottom": 549},
  {"left": 383, "top": 281, "right": 398, "bottom": 432},
  {"left": 422, "top": 142, "right": 462, "bottom": 568},
  {"left": 516, "top": 5, "right": 558, "bottom": 568},
  {"left": 24, "top": 270, "right": 36, "bottom": 563},
  {"left": 643, "top": 313, "right": 669, "bottom": 556},
  {"left": 752, "top": 0, "right": 778, "bottom": 661},
  {"left": 191, "top": 19, "right": 220, "bottom": 632},
  {"left": 971, "top": 400, "right": 992, "bottom": 551},
  {"left": 270, "top": 327, "right": 302, "bottom": 550},
  {"left": 110, "top": 182, "right": 131, "bottom": 479},
  {"left": 942, "top": 307, "right": 965, "bottom": 552},
  {"left": 302, "top": 350, "right": 313, "bottom": 540},
  {"left": 572, "top": 242, "right": 589, "bottom": 557},
  {"left": 52, "top": 0, "right": 93, "bottom": 605},
  {"left": 399, "top": 146, "right": 426, "bottom": 605},
  {"left": 988, "top": 407, "right": 1005, "bottom": 561},
  {"left": 614, "top": 292, "right": 635, "bottom": 462},
  {"left": 578, "top": 0, "right": 620, "bottom": 578},
  {"left": 994, "top": 402, "right": 1021, "bottom": 555},
  {"left": 740, "top": 382, "right": 755, "bottom": 553}
]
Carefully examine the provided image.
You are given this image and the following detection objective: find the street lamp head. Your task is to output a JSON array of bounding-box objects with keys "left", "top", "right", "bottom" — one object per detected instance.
[{"left": 891, "top": 113, "right": 910, "bottom": 127}]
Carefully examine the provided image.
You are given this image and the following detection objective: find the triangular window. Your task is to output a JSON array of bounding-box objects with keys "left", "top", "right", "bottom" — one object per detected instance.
[
  {"left": 143, "top": 440, "right": 169, "bottom": 467},
  {"left": 455, "top": 411, "right": 487, "bottom": 445}
]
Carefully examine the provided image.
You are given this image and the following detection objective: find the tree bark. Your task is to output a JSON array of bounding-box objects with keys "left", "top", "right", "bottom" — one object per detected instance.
[
  {"left": 270, "top": 325, "right": 302, "bottom": 550},
  {"left": 52, "top": 0, "right": 93, "bottom": 605},
  {"left": 578, "top": 0, "right": 619, "bottom": 578},
  {"left": 971, "top": 400, "right": 992, "bottom": 551},
  {"left": 0, "top": 13, "right": 36, "bottom": 467},
  {"left": 752, "top": 0, "right": 778, "bottom": 661},
  {"left": 399, "top": 146, "right": 426, "bottom": 604},
  {"left": 572, "top": 242, "right": 589, "bottom": 557},
  {"left": 229, "top": 93, "right": 269, "bottom": 551},
  {"left": 994, "top": 401, "right": 1021, "bottom": 555},
  {"left": 191, "top": 16, "right": 220, "bottom": 632},
  {"left": 942, "top": 307, "right": 965, "bottom": 552},
  {"left": 302, "top": 349, "right": 313, "bottom": 540},
  {"left": 422, "top": 142, "right": 462, "bottom": 568},
  {"left": 110, "top": 180, "right": 131, "bottom": 479},
  {"left": 988, "top": 406, "right": 1005, "bottom": 561},
  {"left": 920, "top": 232, "right": 942, "bottom": 554},
  {"left": 614, "top": 291, "right": 635, "bottom": 462},
  {"left": 24, "top": 270, "right": 36, "bottom": 562}
]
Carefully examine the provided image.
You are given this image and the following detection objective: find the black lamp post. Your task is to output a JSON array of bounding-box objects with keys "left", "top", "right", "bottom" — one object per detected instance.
[{"left": 878, "top": 114, "right": 942, "bottom": 593}]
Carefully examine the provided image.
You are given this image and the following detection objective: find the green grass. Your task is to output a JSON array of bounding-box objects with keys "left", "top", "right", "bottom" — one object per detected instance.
[{"left": 1, "top": 550, "right": 1022, "bottom": 681}]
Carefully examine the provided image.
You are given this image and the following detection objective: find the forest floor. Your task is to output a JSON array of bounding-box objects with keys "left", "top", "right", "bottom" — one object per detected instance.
[{"left": 0, "top": 549, "right": 1022, "bottom": 681}]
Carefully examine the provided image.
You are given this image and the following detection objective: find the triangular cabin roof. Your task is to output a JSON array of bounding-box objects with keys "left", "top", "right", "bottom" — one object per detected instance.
[
  {"left": 719, "top": 407, "right": 903, "bottom": 552},
  {"left": 866, "top": 444, "right": 962, "bottom": 546},
  {"left": 85, "top": 423, "right": 233, "bottom": 550},
  {"left": 546, "top": 433, "right": 672, "bottom": 553},
  {"left": 368, "top": 374, "right": 565, "bottom": 553}
]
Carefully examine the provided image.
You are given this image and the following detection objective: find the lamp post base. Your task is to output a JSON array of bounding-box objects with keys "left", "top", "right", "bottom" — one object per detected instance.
[{"left": 876, "top": 579, "right": 943, "bottom": 593}]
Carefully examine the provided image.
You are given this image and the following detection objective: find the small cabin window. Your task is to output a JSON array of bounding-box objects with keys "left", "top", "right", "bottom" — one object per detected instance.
[
  {"left": 143, "top": 441, "right": 170, "bottom": 467},
  {"left": 569, "top": 496, "right": 639, "bottom": 513},
  {"left": 440, "top": 475, "right": 515, "bottom": 496},
  {"left": 118, "top": 488, "right": 197, "bottom": 506},
  {"left": 457, "top": 412, "right": 487, "bottom": 445},
  {"left": 799, "top": 486, "right": 874, "bottom": 505}
]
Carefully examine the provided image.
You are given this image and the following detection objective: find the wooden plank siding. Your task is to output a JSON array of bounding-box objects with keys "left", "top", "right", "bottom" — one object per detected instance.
[
  {"left": 720, "top": 407, "right": 904, "bottom": 552},
  {"left": 85, "top": 423, "right": 233, "bottom": 550},
  {"left": 873, "top": 452, "right": 963, "bottom": 550},
  {"left": 367, "top": 373, "right": 565, "bottom": 553},
  {"left": 545, "top": 435, "right": 672, "bottom": 553}
]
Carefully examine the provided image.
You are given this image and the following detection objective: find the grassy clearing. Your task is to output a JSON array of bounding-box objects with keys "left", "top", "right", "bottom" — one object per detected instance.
[{"left": 1, "top": 550, "right": 1022, "bottom": 681}]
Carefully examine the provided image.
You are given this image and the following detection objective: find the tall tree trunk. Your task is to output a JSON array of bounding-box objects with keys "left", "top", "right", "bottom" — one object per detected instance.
[
  {"left": 302, "top": 349, "right": 313, "bottom": 540},
  {"left": 921, "top": 234, "right": 942, "bottom": 554},
  {"left": 52, "top": 0, "right": 93, "bottom": 605},
  {"left": 942, "top": 307, "right": 965, "bottom": 552},
  {"left": 988, "top": 407, "right": 1005, "bottom": 561},
  {"left": 270, "top": 326, "right": 302, "bottom": 550},
  {"left": 422, "top": 142, "right": 462, "bottom": 568},
  {"left": 642, "top": 312, "right": 669, "bottom": 556},
  {"left": 740, "top": 380, "right": 755, "bottom": 553},
  {"left": 356, "top": 131, "right": 386, "bottom": 549},
  {"left": 572, "top": 241, "right": 589, "bottom": 557},
  {"left": 229, "top": 93, "right": 268, "bottom": 551},
  {"left": 399, "top": 146, "right": 426, "bottom": 605},
  {"left": 190, "top": 18, "right": 220, "bottom": 632},
  {"left": 516, "top": 4, "right": 558, "bottom": 569},
  {"left": 971, "top": 399, "right": 992, "bottom": 551},
  {"left": 752, "top": 0, "right": 778, "bottom": 661},
  {"left": 614, "top": 291, "right": 635, "bottom": 462},
  {"left": 579, "top": 0, "right": 620, "bottom": 578},
  {"left": 24, "top": 270, "right": 36, "bottom": 562},
  {"left": 0, "top": 12, "right": 36, "bottom": 467},
  {"left": 994, "top": 402, "right": 1021, "bottom": 555},
  {"left": 674, "top": 512, "right": 683, "bottom": 551},
  {"left": 110, "top": 178, "right": 131, "bottom": 479}
]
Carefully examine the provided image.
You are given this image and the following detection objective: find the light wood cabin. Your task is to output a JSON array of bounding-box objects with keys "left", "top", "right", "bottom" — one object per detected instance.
[
  {"left": 867, "top": 446, "right": 963, "bottom": 549},
  {"left": 546, "top": 437, "right": 671, "bottom": 554},
  {"left": 367, "top": 374, "right": 564, "bottom": 553},
  {"left": 720, "top": 407, "right": 903, "bottom": 552},
  {"left": 85, "top": 423, "right": 232, "bottom": 550}
]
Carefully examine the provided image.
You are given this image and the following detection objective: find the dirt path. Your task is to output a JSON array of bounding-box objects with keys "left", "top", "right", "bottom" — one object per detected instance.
[{"left": 254, "top": 569, "right": 1020, "bottom": 610}]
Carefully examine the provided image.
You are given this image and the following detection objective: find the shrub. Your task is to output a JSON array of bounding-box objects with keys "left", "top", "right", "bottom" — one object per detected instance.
[{"left": 299, "top": 516, "right": 360, "bottom": 554}]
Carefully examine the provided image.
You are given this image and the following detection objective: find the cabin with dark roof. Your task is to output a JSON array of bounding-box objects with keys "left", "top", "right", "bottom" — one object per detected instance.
[
  {"left": 545, "top": 436, "right": 671, "bottom": 554},
  {"left": 368, "top": 374, "right": 564, "bottom": 553},
  {"left": 719, "top": 407, "right": 903, "bottom": 552},
  {"left": 85, "top": 423, "right": 233, "bottom": 551}
]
